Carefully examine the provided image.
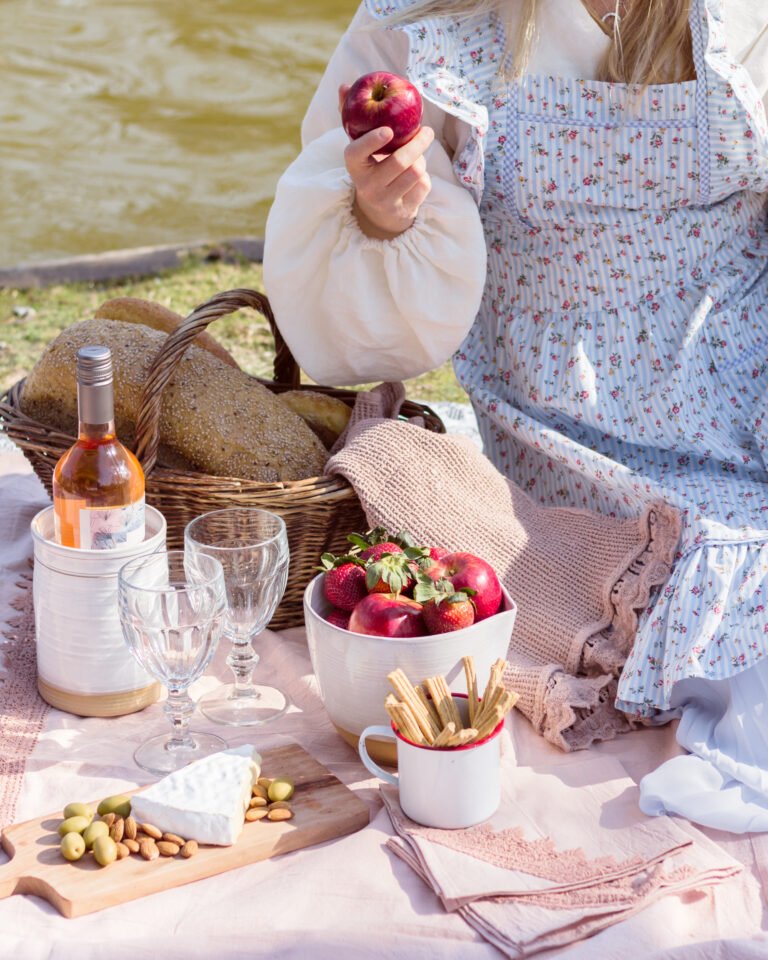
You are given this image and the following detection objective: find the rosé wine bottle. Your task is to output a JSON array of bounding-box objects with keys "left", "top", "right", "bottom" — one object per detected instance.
[{"left": 53, "top": 345, "right": 145, "bottom": 549}]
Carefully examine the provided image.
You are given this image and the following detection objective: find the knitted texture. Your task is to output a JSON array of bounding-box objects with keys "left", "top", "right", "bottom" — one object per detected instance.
[
  {"left": 0, "top": 577, "right": 49, "bottom": 829},
  {"left": 326, "top": 388, "right": 681, "bottom": 749}
]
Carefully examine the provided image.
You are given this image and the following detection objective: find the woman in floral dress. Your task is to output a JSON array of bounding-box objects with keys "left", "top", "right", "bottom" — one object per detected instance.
[{"left": 263, "top": 0, "right": 768, "bottom": 830}]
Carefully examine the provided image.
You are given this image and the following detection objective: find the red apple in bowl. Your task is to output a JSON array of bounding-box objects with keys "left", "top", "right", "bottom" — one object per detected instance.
[
  {"left": 348, "top": 592, "right": 426, "bottom": 638},
  {"left": 424, "top": 552, "right": 502, "bottom": 621},
  {"left": 341, "top": 71, "right": 423, "bottom": 155}
]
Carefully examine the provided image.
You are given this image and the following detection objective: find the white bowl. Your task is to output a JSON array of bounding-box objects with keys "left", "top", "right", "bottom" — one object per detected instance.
[{"left": 304, "top": 573, "right": 517, "bottom": 765}]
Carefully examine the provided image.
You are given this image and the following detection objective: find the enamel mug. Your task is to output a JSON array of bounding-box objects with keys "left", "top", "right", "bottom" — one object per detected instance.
[{"left": 358, "top": 696, "right": 503, "bottom": 829}]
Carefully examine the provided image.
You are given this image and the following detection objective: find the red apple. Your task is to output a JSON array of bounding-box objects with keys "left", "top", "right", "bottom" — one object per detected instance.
[
  {"left": 424, "top": 552, "right": 502, "bottom": 621},
  {"left": 348, "top": 592, "right": 426, "bottom": 638},
  {"left": 341, "top": 71, "right": 423, "bottom": 155}
]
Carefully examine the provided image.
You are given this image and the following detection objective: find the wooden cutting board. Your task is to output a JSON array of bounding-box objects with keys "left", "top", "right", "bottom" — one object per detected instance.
[{"left": 0, "top": 743, "right": 369, "bottom": 918}]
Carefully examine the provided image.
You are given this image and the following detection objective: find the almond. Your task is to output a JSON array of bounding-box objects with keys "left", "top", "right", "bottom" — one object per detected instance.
[
  {"left": 123, "top": 839, "right": 140, "bottom": 853},
  {"left": 245, "top": 808, "right": 269, "bottom": 822},
  {"left": 141, "top": 823, "right": 163, "bottom": 840},
  {"left": 139, "top": 838, "right": 159, "bottom": 861},
  {"left": 248, "top": 796, "right": 268, "bottom": 808},
  {"left": 109, "top": 818, "right": 125, "bottom": 843},
  {"left": 156, "top": 840, "right": 180, "bottom": 857},
  {"left": 251, "top": 784, "right": 269, "bottom": 800},
  {"left": 267, "top": 807, "right": 293, "bottom": 822},
  {"left": 161, "top": 833, "right": 185, "bottom": 846},
  {"left": 116, "top": 842, "right": 130, "bottom": 860},
  {"left": 180, "top": 840, "right": 198, "bottom": 858},
  {"left": 101, "top": 812, "right": 116, "bottom": 828},
  {"left": 124, "top": 816, "right": 137, "bottom": 840}
]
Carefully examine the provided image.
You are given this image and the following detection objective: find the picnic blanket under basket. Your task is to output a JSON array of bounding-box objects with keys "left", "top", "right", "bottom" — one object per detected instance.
[{"left": 0, "top": 288, "right": 444, "bottom": 629}]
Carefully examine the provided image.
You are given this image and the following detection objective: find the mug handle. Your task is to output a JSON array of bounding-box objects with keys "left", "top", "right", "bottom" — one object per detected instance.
[{"left": 358, "top": 725, "right": 398, "bottom": 785}]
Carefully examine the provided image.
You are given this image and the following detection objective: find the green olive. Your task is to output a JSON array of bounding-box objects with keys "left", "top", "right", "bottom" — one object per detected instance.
[
  {"left": 96, "top": 794, "right": 131, "bottom": 818},
  {"left": 92, "top": 835, "right": 118, "bottom": 867},
  {"left": 62, "top": 802, "right": 93, "bottom": 821},
  {"left": 60, "top": 832, "right": 86, "bottom": 862},
  {"left": 58, "top": 815, "right": 91, "bottom": 838},
  {"left": 82, "top": 819, "right": 110, "bottom": 850},
  {"left": 267, "top": 777, "right": 295, "bottom": 803}
]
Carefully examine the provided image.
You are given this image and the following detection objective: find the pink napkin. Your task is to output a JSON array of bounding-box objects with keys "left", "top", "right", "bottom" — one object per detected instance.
[{"left": 379, "top": 753, "right": 742, "bottom": 958}]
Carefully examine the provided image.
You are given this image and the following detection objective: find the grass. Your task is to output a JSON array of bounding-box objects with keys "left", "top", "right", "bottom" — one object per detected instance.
[{"left": 0, "top": 255, "right": 467, "bottom": 404}]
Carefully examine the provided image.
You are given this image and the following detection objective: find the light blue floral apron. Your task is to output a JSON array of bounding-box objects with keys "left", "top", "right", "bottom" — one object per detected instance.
[{"left": 367, "top": 0, "right": 768, "bottom": 716}]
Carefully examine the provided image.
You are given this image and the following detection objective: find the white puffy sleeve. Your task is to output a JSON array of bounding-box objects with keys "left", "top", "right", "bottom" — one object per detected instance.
[{"left": 262, "top": 5, "right": 486, "bottom": 386}]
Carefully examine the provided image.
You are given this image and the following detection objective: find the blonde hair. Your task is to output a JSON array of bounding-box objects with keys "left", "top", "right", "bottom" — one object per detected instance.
[{"left": 388, "top": 0, "right": 695, "bottom": 85}]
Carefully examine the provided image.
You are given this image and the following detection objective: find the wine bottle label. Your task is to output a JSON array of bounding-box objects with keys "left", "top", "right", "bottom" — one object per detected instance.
[{"left": 54, "top": 498, "right": 146, "bottom": 550}]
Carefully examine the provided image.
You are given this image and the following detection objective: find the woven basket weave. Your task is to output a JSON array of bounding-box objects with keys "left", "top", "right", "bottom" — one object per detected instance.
[{"left": 0, "top": 288, "right": 444, "bottom": 629}]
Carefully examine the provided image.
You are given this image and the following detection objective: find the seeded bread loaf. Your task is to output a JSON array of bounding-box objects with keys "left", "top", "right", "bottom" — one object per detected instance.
[
  {"left": 94, "top": 297, "right": 240, "bottom": 369},
  {"left": 20, "top": 319, "right": 329, "bottom": 481}
]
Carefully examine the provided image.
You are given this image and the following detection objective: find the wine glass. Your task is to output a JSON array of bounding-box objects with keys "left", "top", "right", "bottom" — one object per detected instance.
[
  {"left": 184, "top": 507, "right": 290, "bottom": 726},
  {"left": 118, "top": 549, "right": 228, "bottom": 776}
]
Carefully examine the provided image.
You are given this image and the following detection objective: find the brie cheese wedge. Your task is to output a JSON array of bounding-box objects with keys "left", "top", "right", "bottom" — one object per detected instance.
[{"left": 130, "top": 745, "right": 262, "bottom": 846}]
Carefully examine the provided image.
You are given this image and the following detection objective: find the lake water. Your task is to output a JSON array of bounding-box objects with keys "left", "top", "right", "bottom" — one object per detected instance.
[{"left": 0, "top": 0, "right": 359, "bottom": 267}]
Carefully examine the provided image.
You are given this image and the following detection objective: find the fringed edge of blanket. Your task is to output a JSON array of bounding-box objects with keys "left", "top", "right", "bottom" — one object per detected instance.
[{"left": 0, "top": 569, "right": 49, "bottom": 829}]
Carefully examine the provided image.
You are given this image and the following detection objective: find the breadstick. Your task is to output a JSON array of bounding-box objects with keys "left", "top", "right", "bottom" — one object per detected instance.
[
  {"left": 390, "top": 701, "right": 425, "bottom": 745},
  {"left": 424, "top": 675, "right": 462, "bottom": 731},
  {"left": 432, "top": 722, "right": 456, "bottom": 747},
  {"left": 474, "top": 683, "right": 505, "bottom": 731},
  {"left": 387, "top": 669, "right": 439, "bottom": 743},
  {"left": 436, "top": 674, "right": 464, "bottom": 729},
  {"left": 462, "top": 655, "right": 479, "bottom": 727},
  {"left": 415, "top": 684, "right": 442, "bottom": 729},
  {"left": 445, "top": 728, "right": 478, "bottom": 748},
  {"left": 474, "top": 689, "right": 519, "bottom": 741},
  {"left": 483, "top": 659, "right": 507, "bottom": 701}
]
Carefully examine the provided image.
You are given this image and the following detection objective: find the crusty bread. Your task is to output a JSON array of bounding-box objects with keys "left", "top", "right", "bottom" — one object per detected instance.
[
  {"left": 21, "top": 319, "right": 329, "bottom": 482},
  {"left": 94, "top": 297, "right": 240, "bottom": 369},
  {"left": 278, "top": 390, "right": 352, "bottom": 448}
]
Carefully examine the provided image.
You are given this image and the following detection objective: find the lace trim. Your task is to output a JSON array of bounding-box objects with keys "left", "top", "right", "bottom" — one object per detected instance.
[
  {"left": 485, "top": 863, "right": 697, "bottom": 910},
  {"left": 603, "top": 501, "right": 682, "bottom": 654},
  {"left": 421, "top": 820, "right": 648, "bottom": 883},
  {"left": 532, "top": 671, "right": 631, "bottom": 751},
  {"left": 0, "top": 572, "right": 49, "bottom": 829}
]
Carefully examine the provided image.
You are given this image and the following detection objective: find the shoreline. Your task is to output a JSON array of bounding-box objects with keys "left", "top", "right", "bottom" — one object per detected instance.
[{"left": 0, "top": 237, "right": 264, "bottom": 290}]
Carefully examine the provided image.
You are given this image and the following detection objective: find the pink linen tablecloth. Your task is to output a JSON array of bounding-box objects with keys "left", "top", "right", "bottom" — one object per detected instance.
[{"left": 1, "top": 447, "right": 768, "bottom": 960}]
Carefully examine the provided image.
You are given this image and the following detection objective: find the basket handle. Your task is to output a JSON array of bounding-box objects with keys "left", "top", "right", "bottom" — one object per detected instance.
[{"left": 133, "top": 288, "right": 300, "bottom": 475}]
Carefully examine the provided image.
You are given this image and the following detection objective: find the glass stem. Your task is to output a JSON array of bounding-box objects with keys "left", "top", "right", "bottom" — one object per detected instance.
[
  {"left": 164, "top": 688, "right": 196, "bottom": 750},
  {"left": 226, "top": 637, "right": 260, "bottom": 697}
]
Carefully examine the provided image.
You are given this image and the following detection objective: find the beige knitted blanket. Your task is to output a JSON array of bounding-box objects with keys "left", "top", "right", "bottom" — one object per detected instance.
[{"left": 326, "top": 385, "right": 682, "bottom": 751}]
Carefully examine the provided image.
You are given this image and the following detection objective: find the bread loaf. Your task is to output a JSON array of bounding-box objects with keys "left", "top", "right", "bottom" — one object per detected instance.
[
  {"left": 20, "top": 319, "right": 329, "bottom": 482},
  {"left": 278, "top": 390, "right": 352, "bottom": 448},
  {"left": 94, "top": 297, "right": 240, "bottom": 369}
]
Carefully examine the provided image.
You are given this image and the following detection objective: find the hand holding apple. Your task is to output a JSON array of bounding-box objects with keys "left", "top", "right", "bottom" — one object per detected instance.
[
  {"left": 341, "top": 71, "right": 423, "bottom": 153},
  {"left": 340, "top": 73, "right": 434, "bottom": 240}
]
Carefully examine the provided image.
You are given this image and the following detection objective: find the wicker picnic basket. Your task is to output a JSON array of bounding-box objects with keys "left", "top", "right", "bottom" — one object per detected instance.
[{"left": 0, "top": 288, "right": 444, "bottom": 629}]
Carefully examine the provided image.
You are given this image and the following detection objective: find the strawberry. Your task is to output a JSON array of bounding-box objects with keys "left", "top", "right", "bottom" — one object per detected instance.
[
  {"left": 414, "top": 576, "right": 477, "bottom": 633},
  {"left": 324, "top": 607, "right": 352, "bottom": 630},
  {"left": 421, "top": 592, "right": 476, "bottom": 634},
  {"left": 428, "top": 546, "right": 448, "bottom": 562},
  {"left": 365, "top": 552, "right": 415, "bottom": 595},
  {"left": 317, "top": 553, "right": 367, "bottom": 612},
  {"left": 360, "top": 541, "right": 403, "bottom": 562},
  {"left": 347, "top": 527, "right": 404, "bottom": 562}
]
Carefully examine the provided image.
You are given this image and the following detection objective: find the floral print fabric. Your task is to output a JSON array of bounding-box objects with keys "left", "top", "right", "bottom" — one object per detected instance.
[{"left": 367, "top": 0, "right": 768, "bottom": 716}]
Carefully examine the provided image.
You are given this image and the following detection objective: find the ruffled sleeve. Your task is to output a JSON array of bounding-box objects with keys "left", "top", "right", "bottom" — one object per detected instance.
[{"left": 262, "top": 2, "right": 488, "bottom": 386}]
